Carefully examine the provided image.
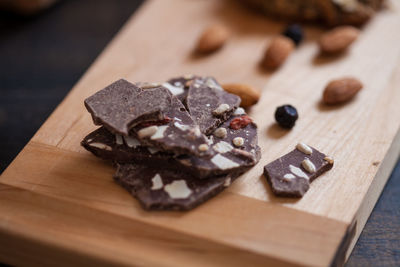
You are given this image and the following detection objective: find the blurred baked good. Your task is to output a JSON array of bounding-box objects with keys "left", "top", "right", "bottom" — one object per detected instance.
[
  {"left": 0, "top": 0, "right": 58, "bottom": 15},
  {"left": 241, "top": 0, "right": 384, "bottom": 26}
]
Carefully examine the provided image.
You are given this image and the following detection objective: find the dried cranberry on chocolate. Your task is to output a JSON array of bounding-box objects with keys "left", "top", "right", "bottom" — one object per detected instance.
[
  {"left": 274, "top": 105, "right": 298, "bottom": 129},
  {"left": 230, "top": 115, "right": 252, "bottom": 130}
]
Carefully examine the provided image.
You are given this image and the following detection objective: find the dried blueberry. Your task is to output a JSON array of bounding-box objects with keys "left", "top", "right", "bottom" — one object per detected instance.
[
  {"left": 274, "top": 105, "right": 298, "bottom": 129},
  {"left": 282, "top": 24, "right": 303, "bottom": 46}
]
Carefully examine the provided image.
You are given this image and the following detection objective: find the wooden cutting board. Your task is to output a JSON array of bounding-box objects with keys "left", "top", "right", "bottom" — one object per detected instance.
[{"left": 1, "top": 0, "right": 400, "bottom": 266}]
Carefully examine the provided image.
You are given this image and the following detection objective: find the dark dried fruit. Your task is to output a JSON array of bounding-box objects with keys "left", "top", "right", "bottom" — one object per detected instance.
[
  {"left": 274, "top": 105, "right": 298, "bottom": 129},
  {"left": 282, "top": 24, "right": 303, "bottom": 46},
  {"left": 230, "top": 115, "right": 252, "bottom": 130}
]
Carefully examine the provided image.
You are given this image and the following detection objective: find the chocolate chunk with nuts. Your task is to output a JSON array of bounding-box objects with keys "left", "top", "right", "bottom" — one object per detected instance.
[
  {"left": 263, "top": 143, "right": 333, "bottom": 197},
  {"left": 186, "top": 77, "right": 241, "bottom": 135},
  {"left": 85, "top": 79, "right": 210, "bottom": 158},
  {"left": 82, "top": 110, "right": 260, "bottom": 179},
  {"left": 84, "top": 79, "right": 170, "bottom": 135},
  {"left": 129, "top": 85, "right": 211, "bottom": 157},
  {"left": 164, "top": 75, "right": 198, "bottom": 103},
  {"left": 81, "top": 76, "right": 260, "bottom": 211},
  {"left": 177, "top": 113, "right": 260, "bottom": 178},
  {"left": 114, "top": 163, "right": 239, "bottom": 211},
  {"left": 81, "top": 127, "right": 173, "bottom": 166}
]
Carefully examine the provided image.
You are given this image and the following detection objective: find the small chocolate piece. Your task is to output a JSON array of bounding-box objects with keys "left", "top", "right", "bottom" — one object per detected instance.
[
  {"left": 130, "top": 86, "right": 211, "bottom": 157},
  {"left": 81, "top": 127, "right": 173, "bottom": 165},
  {"left": 186, "top": 77, "right": 241, "bottom": 135},
  {"left": 165, "top": 75, "right": 198, "bottom": 103},
  {"left": 177, "top": 113, "right": 260, "bottom": 178},
  {"left": 263, "top": 144, "right": 333, "bottom": 197},
  {"left": 114, "top": 163, "right": 239, "bottom": 211},
  {"left": 84, "top": 79, "right": 170, "bottom": 135}
]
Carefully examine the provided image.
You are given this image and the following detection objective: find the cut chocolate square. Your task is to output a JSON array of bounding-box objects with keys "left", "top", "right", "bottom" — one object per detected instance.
[
  {"left": 263, "top": 143, "right": 333, "bottom": 197},
  {"left": 114, "top": 163, "right": 239, "bottom": 211}
]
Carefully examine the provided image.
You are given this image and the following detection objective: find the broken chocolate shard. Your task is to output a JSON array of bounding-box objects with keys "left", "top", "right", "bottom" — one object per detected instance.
[
  {"left": 263, "top": 145, "right": 333, "bottom": 197},
  {"left": 115, "top": 164, "right": 235, "bottom": 210},
  {"left": 165, "top": 75, "right": 198, "bottom": 103},
  {"left": 86, "top": 79, "right": 211, "bottom": 157},
  {"left": 114, "top": 163, "right": 239, "bottom": 211},
  {"left": 131, "top": 84, "right": 212, "bottom": 157},
  {"left": 84, "top": 79, "right": 171, "bottom": 135},
  {"left": 186, "top": 77, "right": 241, "bottom": 135},
  {"left": 82, "top": 109, "right": 260, "bottom": 179},
  {"left": 177, "top": 113, "right": 260, "bottom": 178},
  {"left": 81, "top": 76, "right": 260, "bottom": 211},
  {"left": 81, "top": 127, "right": 173, "bottom": 166}
]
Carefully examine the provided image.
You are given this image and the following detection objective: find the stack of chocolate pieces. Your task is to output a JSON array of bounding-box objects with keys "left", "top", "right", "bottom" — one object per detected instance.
[{"left": 81, "top": 76, "right": 261, "bottom": 211}]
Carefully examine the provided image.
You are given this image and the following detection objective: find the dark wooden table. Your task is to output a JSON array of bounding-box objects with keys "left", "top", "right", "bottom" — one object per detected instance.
[{"left": 0, "top": 0, "right": 398, "bottom": 266}]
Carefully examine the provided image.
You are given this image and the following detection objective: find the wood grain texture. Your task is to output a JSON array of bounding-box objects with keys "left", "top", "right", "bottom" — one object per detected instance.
[
  {"left": 0, "top": 143, "right": 347, "bottom": 267},
  {"left": 1, "top": 0, "right": 400, "bottom": 266},
  {"left": 31, "top": 0, "right": 400, "bottom": 222}
]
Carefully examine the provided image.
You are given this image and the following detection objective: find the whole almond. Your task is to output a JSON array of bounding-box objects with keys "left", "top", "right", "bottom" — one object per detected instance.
[
  {"left": 196, "top": 23, "right": 230, "bottom": 53},
  {"left": 262, "top": 36, "right": 295, "bottom": 70},
  {"left": 319, "top": 26, "right": 360, "bottom": 53},
  {"left": 323, "top": 77, "right": 363, "bottom": 104},
  {"left": 222, "top": 83, "right": 261, "bottom": 108}
]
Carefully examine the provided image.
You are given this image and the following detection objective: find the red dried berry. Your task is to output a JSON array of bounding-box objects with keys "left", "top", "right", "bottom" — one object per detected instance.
[
  {"left": 139, "top": 116, "right": 172, "bottom": 127},
  {"left": 229, "top": 115, "right": 252, "bottom": 130}
]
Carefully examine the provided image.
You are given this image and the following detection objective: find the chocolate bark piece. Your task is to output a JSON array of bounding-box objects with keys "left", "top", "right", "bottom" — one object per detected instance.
[
  {"left": 84, "top": 79, "right": 170, "bottom": 135},
  {"left": 82, "top": 108, "right": 260, "bottom": 179},
  {"left": 186, "top": 77, "right": 241, "bottom": 135},
  {"left": 263, "top": 144, "right": 333, "bottom": 197},
  {"left": 81, "top": 127, "right": 173, "bottom": 165},
  {"left": 114, "top": 163, "right": 238, "bottom": 211},
  {"left": 85, "top": 79, "right": 211, "bottom": 156},
  {"left": 177, "top": 110, "right": 261, "bottom": 178},
  {"left": 130, "top": 85, "right": 212, "bottom": 157},
  {"left": 165, "top": 75, "right": 198, "bottom": 103}
]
